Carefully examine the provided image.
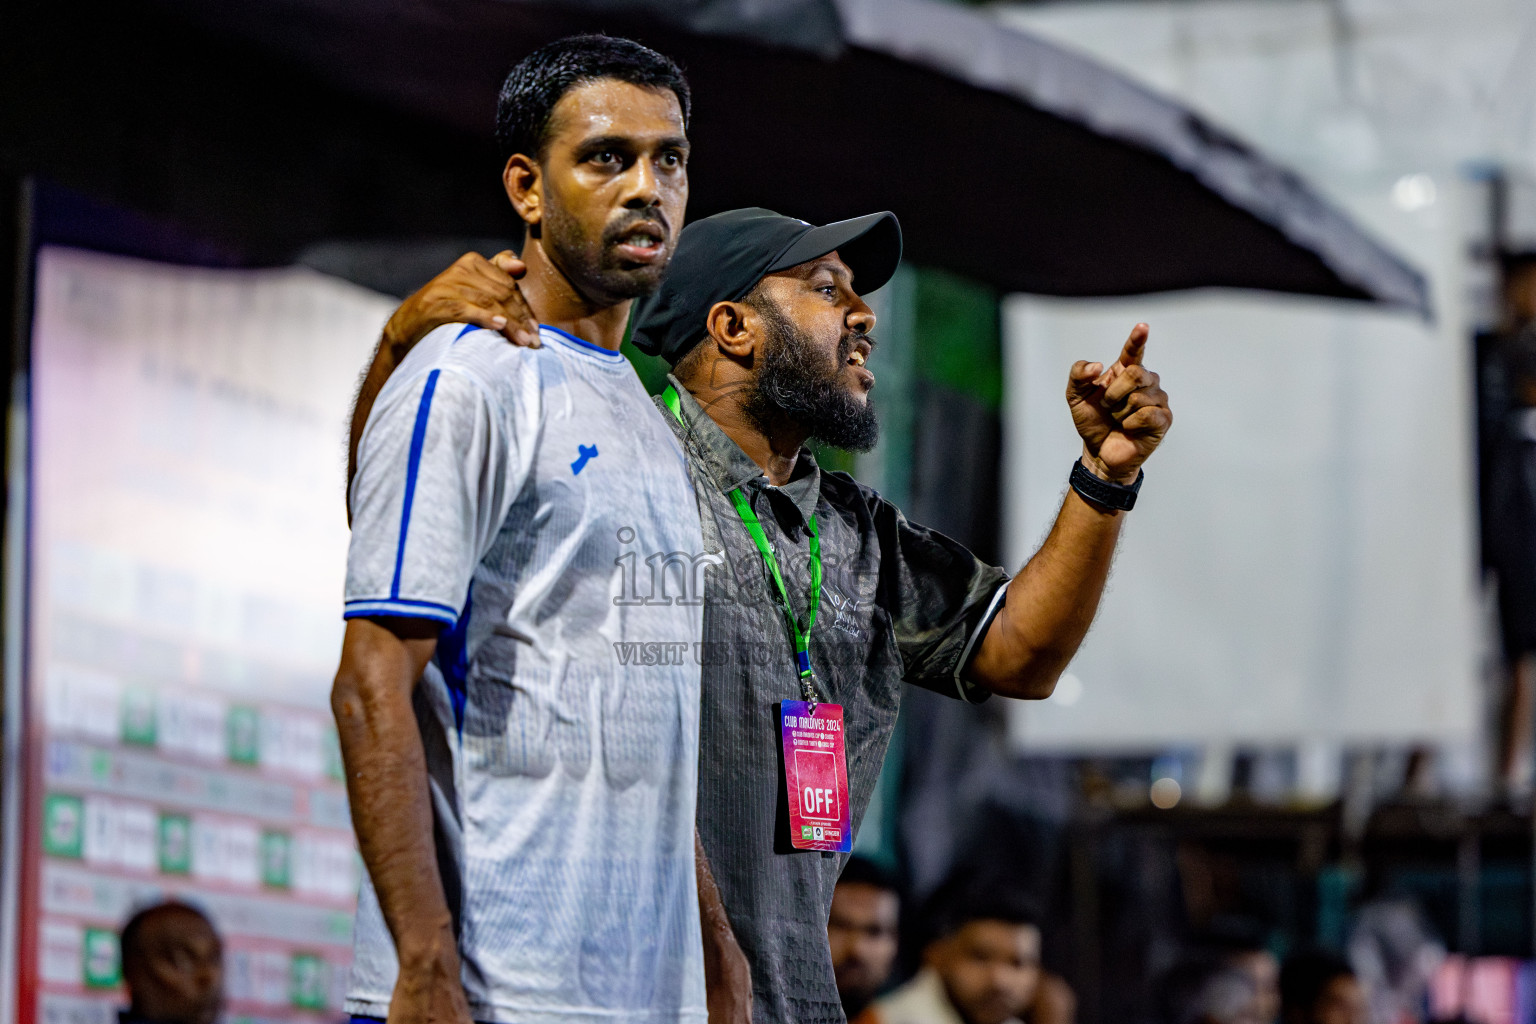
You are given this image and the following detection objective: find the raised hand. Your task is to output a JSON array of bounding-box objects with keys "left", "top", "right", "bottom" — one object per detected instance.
[
  {"left": 1065, "top": 323, "right": 1172, "bottom": 484},
  {"left": 384, "top": 250, "right": 541, "bottom": 350}
]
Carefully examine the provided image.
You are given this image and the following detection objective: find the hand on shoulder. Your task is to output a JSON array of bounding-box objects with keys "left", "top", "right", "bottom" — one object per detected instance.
[{"left": 384, "top": 251, "right": 542, "bottom": 354}]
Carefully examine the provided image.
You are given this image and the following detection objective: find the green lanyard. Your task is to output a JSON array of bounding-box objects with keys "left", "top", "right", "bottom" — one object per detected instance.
[{"left": 662, "top": 386, "right": 823, "bottom": 705}]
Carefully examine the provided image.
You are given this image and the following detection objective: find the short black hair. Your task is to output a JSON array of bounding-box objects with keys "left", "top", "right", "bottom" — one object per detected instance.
[
  {"left": 1280, "top": 950, "right": 1354, "bottom": 1021},
  {"left": 839, "top": 855, "right": 899, "bottom": 894},
  {"left": 121, "top": 901, "right": 214, "bottom": 972},
  {"left": 924, "top": 871, "right": 1040, "bottom": 942},
  {"left": 495, "top": 34, "right": 691, "bottom": 162}
]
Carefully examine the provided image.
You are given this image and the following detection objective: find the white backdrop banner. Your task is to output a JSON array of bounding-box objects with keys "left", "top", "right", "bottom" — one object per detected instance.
[
  {"left": 1002, "top": 288, "right": 1479, "bottom": 750},
  {"left": 9, "top": 247, "right": 388, "bottom": 1024}
]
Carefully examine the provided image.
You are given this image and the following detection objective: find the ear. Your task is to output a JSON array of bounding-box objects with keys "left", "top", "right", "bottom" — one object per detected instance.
[
  {"left": 503, "top": 154, "right": 542, "bottom": 230},
  {"left": 704, "top": 300, "right": 758, "bottom": 361}
]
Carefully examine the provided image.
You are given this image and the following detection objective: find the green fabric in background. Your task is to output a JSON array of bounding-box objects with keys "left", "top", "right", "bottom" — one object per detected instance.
[
  {"left": 620, "top": 300, "right": 673, "bottom": 396},
  {"left": 621, "top": 336, "right": 672, "bottom": 396},
  {"left": 911, "top": 265, "right": 1002, "bottom": 411},
  {"left": 860, "top": 264, "right": 918, "bottom": 509}
]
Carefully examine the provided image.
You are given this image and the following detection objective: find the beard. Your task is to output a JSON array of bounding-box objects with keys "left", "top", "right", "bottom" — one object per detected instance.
[
  {"left": 742, "top": 295, "right": 880, "bottom": 453},
  {"left": 542, "top": 200, "right": 671, "bottom": 305}
]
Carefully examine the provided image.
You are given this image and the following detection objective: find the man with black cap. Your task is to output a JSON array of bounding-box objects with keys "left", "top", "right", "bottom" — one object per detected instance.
[
  {"left": 636, "top": 206, "right": 1167, "bottom": 1024},
  {"left": 374, "top": 205, "right": 1171, "bottom": 1023}
]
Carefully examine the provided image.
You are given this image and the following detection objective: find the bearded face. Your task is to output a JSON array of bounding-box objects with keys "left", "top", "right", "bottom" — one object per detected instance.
[
  {"left": 742, "top": 292, "right": 880, "bottom": 453},
  {"left": 542, "top": 198, "right": 675, "bottom": 304}
]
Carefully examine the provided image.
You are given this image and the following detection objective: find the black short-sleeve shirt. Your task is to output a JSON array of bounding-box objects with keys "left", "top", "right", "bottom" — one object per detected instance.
[{"left": 660, "top": 380, "right": 1009, "bottom": 1024}]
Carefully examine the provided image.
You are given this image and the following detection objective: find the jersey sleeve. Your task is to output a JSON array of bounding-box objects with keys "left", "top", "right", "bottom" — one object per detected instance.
[
  {"left": 869, "top": 492, "right": 1010, "bottom": 704},
  {"left": 344, "top": 366, "right": 514, "bottom": 626}
]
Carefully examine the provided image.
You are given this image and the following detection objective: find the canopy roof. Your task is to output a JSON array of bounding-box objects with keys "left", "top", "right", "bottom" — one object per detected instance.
[{"left": 3, "top": 0, "right": 1427, "bottom": 312}]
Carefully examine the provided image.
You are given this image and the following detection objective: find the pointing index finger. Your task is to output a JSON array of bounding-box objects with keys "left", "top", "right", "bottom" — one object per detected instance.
[{"left": 1117, "top": 323, "right": 1150, "bottom": 368}]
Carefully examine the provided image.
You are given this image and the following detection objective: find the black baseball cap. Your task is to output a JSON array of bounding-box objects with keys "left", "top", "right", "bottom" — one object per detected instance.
[{"left": 632, "top": 207, "right": 902, "bottom": 365}]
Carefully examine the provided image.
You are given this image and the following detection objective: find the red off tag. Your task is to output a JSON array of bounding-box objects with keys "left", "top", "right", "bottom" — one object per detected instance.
[{"left": 780, "top": 700, "right": 852, "bottom": 852}]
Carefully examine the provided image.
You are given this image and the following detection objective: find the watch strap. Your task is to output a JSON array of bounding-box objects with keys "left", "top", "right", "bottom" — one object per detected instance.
[{"left": 1069, "top": 459, "right": 1142, "bottom": 511}]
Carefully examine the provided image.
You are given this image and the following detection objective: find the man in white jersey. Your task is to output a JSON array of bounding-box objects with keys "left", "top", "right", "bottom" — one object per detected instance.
[{"left": 331, "top": 36, "right": 746, "bottom": 1024}]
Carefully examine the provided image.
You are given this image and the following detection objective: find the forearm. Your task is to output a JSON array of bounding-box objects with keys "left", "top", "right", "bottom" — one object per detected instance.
[
  {"left": 969, "top": 474, "right": 1124, "bottom": 698},
  {"left": 969, "top": 323, "right": 1168, "bottom": 698},
  {"left": 696, "top": 829, "right": 738, "bottom": 964},
  {"left": 332, "top": 635, "right": 455, "bottom": 970},
  {"left": 696, "top": 830, "right": 752, "bottom": 1022}
]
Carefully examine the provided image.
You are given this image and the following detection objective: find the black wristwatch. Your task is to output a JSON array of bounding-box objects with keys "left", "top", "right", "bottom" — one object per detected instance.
[{"left": 1069, "top": 459, "right": 1143, "bottom": 511}]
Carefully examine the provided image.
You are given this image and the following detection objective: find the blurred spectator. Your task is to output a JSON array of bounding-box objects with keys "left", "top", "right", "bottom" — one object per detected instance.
[
  {"left": 867, "top": 884, "right": 1042, "bottom": 1024},
  {"left": 1279, "top": 951, "right": 1366, "bottom": 1024},
  {"left": 1347, "top": 900, "right": 1443, "bottom": 1024},
  {"left": 1155, "top": 956, "right": 1266, "bottom": 1024},
  {"left": 1193, "top": 918, "right": 1280, "bottom": 1023},
  {"left": 830, "top": 857, "right": 901, "bottom": 1021},
  {"left": 119, "top": 902, "right": 223, "bottom": 1024},
  {"left": 1480, "top": 251, "right": 1536, "bottom": 795}
]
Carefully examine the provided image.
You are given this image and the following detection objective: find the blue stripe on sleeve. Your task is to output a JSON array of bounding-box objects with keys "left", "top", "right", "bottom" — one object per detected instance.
[
  {"left": 344, "top": 597, "right": 460, "bottom": 626},
  {"left": 391, "top": 369, "right": 442, "bottom": 599}
]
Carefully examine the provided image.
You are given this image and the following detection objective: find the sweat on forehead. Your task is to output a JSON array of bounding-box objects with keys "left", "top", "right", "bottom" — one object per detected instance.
[{"left": 541, "top": 81, "right": 687, "bottom": 154}]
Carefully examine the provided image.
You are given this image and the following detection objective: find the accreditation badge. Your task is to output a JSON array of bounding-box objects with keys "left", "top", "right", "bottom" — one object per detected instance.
[{"left": 780, "top": 699, "right": 852, "bottom": 852}]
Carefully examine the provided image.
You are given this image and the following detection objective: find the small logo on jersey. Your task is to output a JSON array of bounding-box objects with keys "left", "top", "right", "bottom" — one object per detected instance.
[{"left": 571, "top": 444, "right": 599, "bottom": 475}]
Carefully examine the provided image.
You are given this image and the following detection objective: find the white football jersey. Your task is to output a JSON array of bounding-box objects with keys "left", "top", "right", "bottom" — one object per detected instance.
[{"left": 344, "top": 324, "right": 707, "bottom": 1024}]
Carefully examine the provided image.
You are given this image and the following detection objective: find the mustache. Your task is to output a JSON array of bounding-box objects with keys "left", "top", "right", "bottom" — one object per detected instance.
[
  {"left": 837, "top": 331, "right": 877, "bottom": 362},
  {"left": 602, "top": 209, "right": 671, "bottom": 244}
]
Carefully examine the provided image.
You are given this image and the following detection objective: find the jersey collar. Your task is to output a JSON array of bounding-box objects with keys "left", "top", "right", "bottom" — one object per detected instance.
[{"left": 539, "top": 324, "right": 625, "bottom": 361}]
